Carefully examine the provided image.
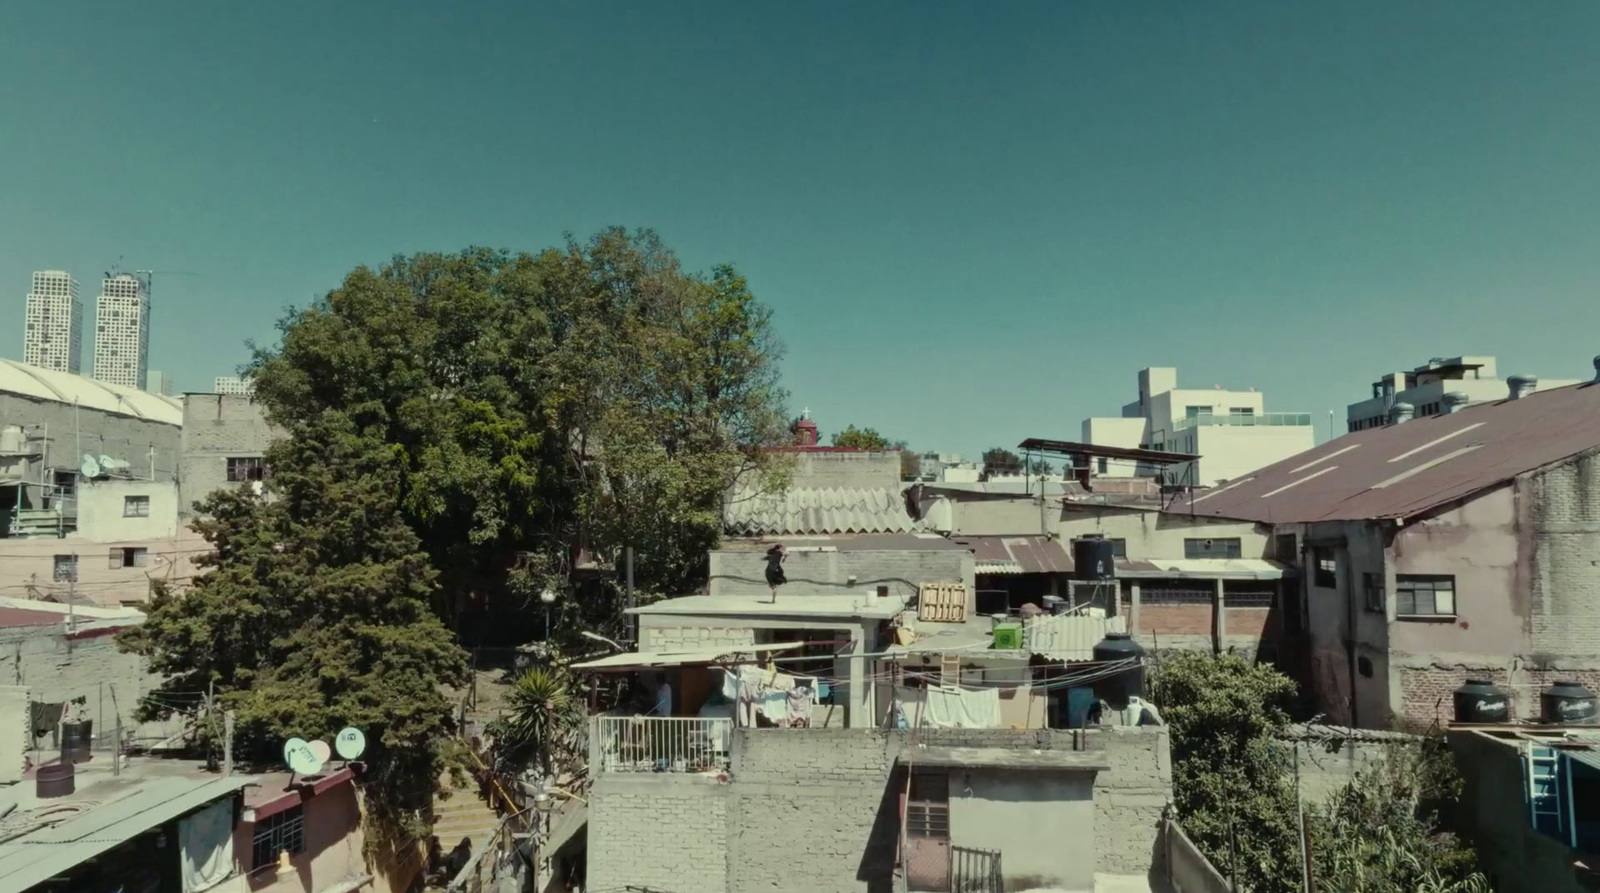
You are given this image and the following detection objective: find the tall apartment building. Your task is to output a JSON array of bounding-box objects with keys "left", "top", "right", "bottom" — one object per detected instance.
[
  {"left": 145, "top": 369, "right": 174, "bottom": 396},
  {"left": 1346, "top": 355, "right": 1582, "bottom": 432},
  {"left": 213, "top": 375, "right": 254, "bottom": 396},
  {"left": 93, "top": 274, "right": 150, "bottom": 389},
  {"left": 1081, "top": 366, "right": 1315, "bottom": 487},
  {"left": 23, "top": 271, "right": 82, "bottom": 373}
]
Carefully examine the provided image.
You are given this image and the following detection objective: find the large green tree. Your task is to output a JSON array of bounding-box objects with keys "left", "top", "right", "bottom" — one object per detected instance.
[
  {"left": 831, "top": 424, "right": 889, "bottom": 450},
  {"left": 247, "top": 229, "right": 789, "bottom": 638},
  {"left": 120, "top": 412, "right": 469, "bottom": 837}
]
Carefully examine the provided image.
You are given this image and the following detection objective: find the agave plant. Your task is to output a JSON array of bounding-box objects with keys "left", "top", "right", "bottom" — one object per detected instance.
[{"left": 488, "top": 665, "right": 585, "bottom": 777}]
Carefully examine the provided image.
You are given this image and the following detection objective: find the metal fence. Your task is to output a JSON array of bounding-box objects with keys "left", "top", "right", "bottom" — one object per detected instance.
[
  {"left": 951, "top": 846, "right": 1003, "bottom": 893},
  {"left": 594, "top": 716, "right": 732, "bottom": 774}
]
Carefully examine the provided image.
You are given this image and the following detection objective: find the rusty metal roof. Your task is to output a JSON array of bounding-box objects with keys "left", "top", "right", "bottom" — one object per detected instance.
[
  {"left": 1183, "top": 381, "right": 1600, "bottom": 523},
  {"left": 954, "top": 535, "right": 1073, "bottom": 574}
]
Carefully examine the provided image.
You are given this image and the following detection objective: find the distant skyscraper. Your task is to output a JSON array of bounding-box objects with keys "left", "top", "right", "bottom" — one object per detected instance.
[
  {"left": 93, "top": 274, "right": 150, "bottom": 388},
  {"left": 213, "top": 375, "right": 254, "bottom": 396},
  {"left": 145, "top": 369, "right": 174, "bottom": 396},
  {"left": 24, "top": 271, "right": 82, "bottom": 373}
]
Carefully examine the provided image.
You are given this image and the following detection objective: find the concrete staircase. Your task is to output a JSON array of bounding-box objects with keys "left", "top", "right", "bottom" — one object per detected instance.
[{"left": 430, "top": 785, "right": 503, "bottom": 858}]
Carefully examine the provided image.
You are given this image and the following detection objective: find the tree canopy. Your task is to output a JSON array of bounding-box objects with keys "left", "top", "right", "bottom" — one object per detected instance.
[
  {"left": 831, "top": 424, "right": 889, "bottom": 450},
  {"left": 121, "top": 228, "right": 790, "bottom": 835},
  {"left": 980, "top": 447, "right": 1023, "bottom": 479}
]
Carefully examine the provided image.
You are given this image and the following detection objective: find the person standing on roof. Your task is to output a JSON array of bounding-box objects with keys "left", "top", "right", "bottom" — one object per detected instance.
[{"left": 765, "top": 543, "right": 787, "bottom": 603}]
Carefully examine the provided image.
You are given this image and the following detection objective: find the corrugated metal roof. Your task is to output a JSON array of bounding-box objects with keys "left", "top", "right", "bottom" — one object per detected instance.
[
  {"left": 0, "top": 774, "right": 255, "bottom": 889},
  {"left": 0, "top": 358, "right": 183, "bottom": 426},
  {"left": 1182, "top": 381, "right": 1600, "bottom": 522},
  {"left": 724, "top": 486, "right": 923, "bottom": 535},
  {"left": 572, "top": 642, "right": 802, "bottom": 671},
  {"left": 1025, "top": 614, "right": 1127, "bottom": 662},
  {"left": 956, "top": 536, "right": 1074, "bottom": 574}
]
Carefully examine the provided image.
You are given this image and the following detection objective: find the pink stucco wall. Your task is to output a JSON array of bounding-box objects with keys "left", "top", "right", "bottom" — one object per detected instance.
[
  {"left": 231, "top": 779, "right": 368, "bottom": 893},
  {"left": 1390, "top": 485, "right": 1525, "bottom": 659}
]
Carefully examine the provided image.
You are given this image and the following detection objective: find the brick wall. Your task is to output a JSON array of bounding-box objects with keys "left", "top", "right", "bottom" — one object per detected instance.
[
  {"left": 587, "top": 725, "right": 1172, "bottom": 892},
  {"left": 1138, "top": 605, "right": 1212, "bottom": 637},
  {"left": 1400, "top": 665, "right": 1600, "bottom": 728},
  {"left": 179, "top": 394, "right": 280, "bottom": 516},
  {"left": 1529, "top": 451, "right": 1600, "bottom": 659}
]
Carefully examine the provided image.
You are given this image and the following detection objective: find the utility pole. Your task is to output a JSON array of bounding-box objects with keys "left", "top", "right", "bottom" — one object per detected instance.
[
  {"left": 624, "top": 546, "right": 635, "bottom": 644},
  {"left": 1296, "top": 740, "right": 1313, "bottom": 893},
  {"left": 223, "top": 711, "right": 235, "bottom": 777}
]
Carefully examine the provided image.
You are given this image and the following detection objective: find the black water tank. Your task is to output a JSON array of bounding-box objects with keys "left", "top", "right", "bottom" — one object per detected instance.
[
  {"left": 1541, "top": 680, "right": 1598, "bottom": 725},
  {"left": 1092, "top": 632, "right": 1145, "bottom": 708},
  {"left": 60, "top": 719, "right": 92, "bottom": 764},
  {"left": 37, "top": 761, "right": 75, "bottom": 799},
  {"left": 1452, "top": 679, "right": 1509, "bottom": 724},
  {"left": 1073, "top": 536, "right": 1116, "bottom": 581}
]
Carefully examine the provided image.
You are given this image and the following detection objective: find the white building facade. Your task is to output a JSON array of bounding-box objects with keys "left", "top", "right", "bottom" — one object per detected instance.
[
  {"left": 93, "top": 274, "right": 151, "bottom": 389},
  {"left": 212, "top": 375, "right": 254, "bottom": 396},
  {"left": 1346, "top": 355, "right": 1581, "bottom": 432},
  {"left": 24, "top": 271, "right": 82, "bottom": 374},
  {"left": 1081, "top": 366, "right": 1314, "bottom": 487}
]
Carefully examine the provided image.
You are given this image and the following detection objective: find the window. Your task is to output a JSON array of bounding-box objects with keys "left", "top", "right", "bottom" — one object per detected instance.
[
  {"left": 1097, "top": 457, "right": 1108, "bottom": 475},
  {"left": 1313, "top": 548, "right": 1337, "bottom": 589},
  {"left": 1108, "top": 538, "right": 1127, "bottom": 558},
  {"left": 1274, "top": 533, "right": 1297, "bottom": 563},
  {"left": 1358, "top": 656, "right": 1373, "bottom": 678},
  {"left": 252, "top": 806, "right": 305, "bottom": 868},
  {"left": 122, "top": 495, "right": 150, "bottom": 517},
  {"left": 1363, "top": 572, "right": 1385, "bottom": 613},
  {"left": 108, "top": 547, "right": 148, "bottom": 569},
  {"left": 1184, "top": 537, "right": 1241, "bottom": 559},
  {"left": 227, "top": 456, "right": 268, "bottom": 483},
  {"left": 53, "top": 555, "right": 77, "bottom": 583},
  {"left": 905, "top": 772, "right": 949, "bottom": 839},
  {"left": 52, "top": 471, "right": 76, "bottom": 499},
  {"left": 1229, "top": 407, "right": 1255, "bottom": 417},
  {"left": 1396, "top": 575, "right": 1455, "bottom": 617},
  {"left": 1185, "top": 406, "right": 1213, "bottom": 419}
]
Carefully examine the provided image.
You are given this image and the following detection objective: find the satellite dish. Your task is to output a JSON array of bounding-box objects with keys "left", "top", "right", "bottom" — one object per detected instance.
[
  {"left": 309, "top": 739, "right": 332, "bottom": 766},
  {"left": 80, "top": 454, "right": 101, "bottom": 478},
  {"left": 335, "top": 727, "right": 366, "bottom": 761},
  {"left": 283, "top": 737, "right": 323, "bottom": 775}
]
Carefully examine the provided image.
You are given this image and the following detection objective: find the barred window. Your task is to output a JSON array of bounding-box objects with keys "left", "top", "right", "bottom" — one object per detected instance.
[{"left": 252, "top": 806, "right": 305, "bottom": 868}]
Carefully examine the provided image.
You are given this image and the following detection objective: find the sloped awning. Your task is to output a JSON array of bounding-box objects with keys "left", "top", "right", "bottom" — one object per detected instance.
[
  {"left": 572, "top": 643, "right": 802, "bottom": 672},
  {"left": 956, "top": 536, "right": 1073, "bottom": 575}
]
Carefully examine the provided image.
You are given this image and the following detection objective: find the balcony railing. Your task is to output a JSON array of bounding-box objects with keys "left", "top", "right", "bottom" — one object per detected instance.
[
  {"left": 594, "top": 716, "right": 733, "bottom": 774},
  {"left": 1171, "top": 412, "right": 1312, "bottom": 431}
]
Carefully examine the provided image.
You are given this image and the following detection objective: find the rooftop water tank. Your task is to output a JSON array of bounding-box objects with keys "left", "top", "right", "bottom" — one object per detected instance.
[
  {"left": 1092, "top": 631, "right": 1145, "bottom": 709},
  {"left": 1073, "top": 536, "right": 1116, "bottom": 582},
  {"left": 1452, "top": 679, "right": 1509, "bottom": 724},
  {"left": 1540, "top": 680, "right": 1597, "bottom": 725}
]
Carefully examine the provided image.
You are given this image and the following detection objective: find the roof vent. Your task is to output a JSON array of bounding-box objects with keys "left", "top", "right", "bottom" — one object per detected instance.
[
  {"left": 1388, "top": 402, "right": 1414, "bottom": 425},
  {"left": 1592, "top": 355, "right": 1600, "bottom": 383},
  {"left": 1507, "top": 374, "right": 1537, "bottom": 400},
  {"left": 1441, "top": 392, "right": 1470, "bottom": 414}
]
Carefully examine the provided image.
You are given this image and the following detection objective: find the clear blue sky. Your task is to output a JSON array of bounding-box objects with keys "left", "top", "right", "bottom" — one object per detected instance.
[{"left": 4, "top": 1, "right": 1598, "bottom": 458}]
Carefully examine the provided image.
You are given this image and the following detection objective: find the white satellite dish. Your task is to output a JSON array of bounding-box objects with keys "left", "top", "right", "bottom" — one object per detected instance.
[
  {"left": 284, "top": 737, "right": 323, "bottom": 775},
  {"left": 80, "top": 454, "right": 101, "bottom": 478},
  {"left": 335, "top": 727, "right": 367, "bottom": 761},
  {"left": 309, "top": 739, "right": 332, "bottom": 766}
]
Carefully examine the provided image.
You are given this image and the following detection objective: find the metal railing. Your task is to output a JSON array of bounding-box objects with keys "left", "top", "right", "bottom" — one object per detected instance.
[
  {"left": 1171, "top": 412, "right": 1312, "bottom": 431},
  {"left": 594, "top": 716, "right": 733, "bottom": 774},
  {"left": 951, "top": 846, "right": 1003, "bottom": 893}
]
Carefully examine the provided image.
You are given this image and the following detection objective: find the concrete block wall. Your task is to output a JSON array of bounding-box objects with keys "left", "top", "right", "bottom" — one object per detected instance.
[
  {"left": 587, "top": 725, "right": 1173, "bottom": 892},
  {"left": 639, "top": 624, "right": 757, "bottom": 651},
  {"left": 179, "top": 394, "right": 280, "bottom": 516},
  {"left": 0, "top": 623, "right": 156, "bottom": 749},
  {"left": 0, "top": 525, "right": 209, "bottom": 607},
  {"left": 709, "top": 547, "right": 974, "bottom": 603},
  {"left": 0, "top": 393, "right": 180, "bottom": 486},
  {"left": 1449, "top": 729, "right": 1588, "bottom": 893},
  {"left": 1529, "top": 452, "right": 1600, "bottom": 660},
  {"left": 789, "top": 451, "right": 903, "bottom": 490}
]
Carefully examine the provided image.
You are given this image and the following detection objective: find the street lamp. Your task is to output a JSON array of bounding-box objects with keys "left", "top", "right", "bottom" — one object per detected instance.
[{"left": 540, "top": 587, "right": 557, "bottom": 640}]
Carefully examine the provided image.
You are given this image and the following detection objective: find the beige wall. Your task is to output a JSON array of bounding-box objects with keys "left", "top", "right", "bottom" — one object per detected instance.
[
  {"left": 949, "top": 770, "right": 1097, "bottom": 891},
  {"left": 0, "top": 525, "right": 207, "bottom": 606},
  {"left": 1191, "top": 425, "right": 1315, "bottom": 487},
  {"left": 75, "top": 478, "right": 180, "bottom": 541},
  {"left": 1058, "top": 507, "right": 1271, "bottom": 561}
]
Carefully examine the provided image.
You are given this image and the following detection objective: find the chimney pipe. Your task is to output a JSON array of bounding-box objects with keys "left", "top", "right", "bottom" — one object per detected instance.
[
  {"left": 1592, "top": 355, "right": 1600, "bottom": 383},
  {"left": 1507, "top": 374, "right": 1537, "bottom": 400},
  {"left": 1388, "top": 402, "right": 1414, "bottom": 425},
  {"left": 1441, "top": 392, "right": 1469, "bottom": 414}
]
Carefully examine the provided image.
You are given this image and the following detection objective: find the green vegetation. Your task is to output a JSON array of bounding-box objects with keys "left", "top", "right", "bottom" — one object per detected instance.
[
  {"left": 831, "top": 424, "right": 889, "bottom": 450},
  {"left": 1150, "top": 653, "right": 1492, "bottom": 893},
  {"left": 121, "top": 228, "right": 790, "bottom": 835}
]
